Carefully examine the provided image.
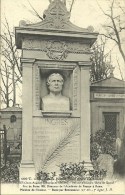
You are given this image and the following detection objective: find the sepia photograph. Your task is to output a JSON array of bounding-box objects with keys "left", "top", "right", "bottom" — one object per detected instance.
[{"left": 1, "top": 0, "right": 125, "bottom": 194}]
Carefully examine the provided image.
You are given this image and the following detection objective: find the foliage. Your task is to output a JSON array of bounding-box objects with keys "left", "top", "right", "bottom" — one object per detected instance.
[
  {"left": 1, "top": 159, "right": 20, "bottom": 183},
  {"left": 1, "top": 160, "right": 106, "bottom": 183},
  {"left": 88, "top": 169, "right": 107, "bottom": 180},
  {"left": 90, "top": 129, "right": 117, "bottom": 161},
  {"left": 90, "top": 142, "right": 101, "bottom": 161},
  {"left": 36, "top": 162, "right": 107, "bottom": 181},
  {"left": 59, "top": 162, "right": 85, "bottom": 180},
  {"left": 58, "top": 162, "right": 106, "bottom": 180},
  {"left": 36, "top": 171, "right": 56, "bottom": 181},
  {"left": 90, "top": 36, "right": 112, "bottom": 82}
]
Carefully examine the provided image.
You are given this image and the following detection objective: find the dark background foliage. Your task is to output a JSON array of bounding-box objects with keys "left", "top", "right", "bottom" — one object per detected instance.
[{"left": 90, "top": 129, "right": 116, "bottom": 160}]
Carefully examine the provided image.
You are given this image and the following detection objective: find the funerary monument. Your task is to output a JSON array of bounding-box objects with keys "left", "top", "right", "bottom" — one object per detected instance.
[{"left": 15, "top": 0, "right": 98, "bottom": 178}]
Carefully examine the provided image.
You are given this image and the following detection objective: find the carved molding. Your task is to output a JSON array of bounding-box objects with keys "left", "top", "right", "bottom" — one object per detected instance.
[
  {"left": 20, "top": 58, "right": 35, "bottom": 63},
  {"left": 36, "top": 63, "right": 76, "bottom": 70},
  {"left": 42, "top": 111, "right": 72, "bottom": 117},
  {"left": 78, "top": 61, "right": 92, "bottom": 67},
  {"left": 46, "top": 41, "right": 68, "bottom": 60},
  {"left": 23, "top": 39, "right": 90, "bottom": 54},
  {"left": 34, "top": 66, "right": 40, "bottom": 110},
  {"left": 73, "top": 67, "right": 79, "bottom": 111},
  {"left": 23, "top": 39, "right": 90, "bottom": 60}
]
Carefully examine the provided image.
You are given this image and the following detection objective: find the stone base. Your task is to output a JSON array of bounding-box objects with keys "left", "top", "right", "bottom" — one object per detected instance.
[
  {"left": 84, "top": 161, "right": 93, "bottom": 170},
  {"left": 19, "top": 161, "right": 35, "bottom": 180}
]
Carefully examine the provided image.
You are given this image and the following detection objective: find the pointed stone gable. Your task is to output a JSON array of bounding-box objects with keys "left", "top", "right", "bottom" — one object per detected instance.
[
  {"left": 16, "top": 0, "right": 98, "bottom": 49},
  {"left": 20, "top": 0, "right": 90, "bottom": 32}
]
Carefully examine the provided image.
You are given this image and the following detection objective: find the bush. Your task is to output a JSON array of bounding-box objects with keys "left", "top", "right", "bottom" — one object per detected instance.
[
  {"left": 59, "top": 161, "right": 86, "bottom": 180},
  {"left": 1, "top": 159, "right": 19, "bottom": 183},
  {"left": 36, "top": 162, "right": 106, "bottom": 181},
  {"left": 89, "top": 169, "right": 107, "bottom": 180},
  {"left": 90, "top": 129, "right": 117, "bottom": 161},
  {"left": 36, "top": 171, "right": 56, "bottom": 181}
]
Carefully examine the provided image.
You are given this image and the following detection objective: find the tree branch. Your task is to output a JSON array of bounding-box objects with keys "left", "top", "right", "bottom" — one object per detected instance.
[
  {"left": 116, "top": 57, "right": 124, "bottom": 80},
  {"left": 100, "top": 33, "right": 118, "bottom": 43},
  {"left": 69, "top": 0, "right": 75, "bottom": 13},
  {"left": 27, "top": 0, "right": 43, "bottom": 20}
]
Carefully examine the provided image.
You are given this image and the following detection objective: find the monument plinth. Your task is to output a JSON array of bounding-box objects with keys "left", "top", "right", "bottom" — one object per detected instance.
[{"left": 15, "top": 0, "right": 98, "bottom": 178}]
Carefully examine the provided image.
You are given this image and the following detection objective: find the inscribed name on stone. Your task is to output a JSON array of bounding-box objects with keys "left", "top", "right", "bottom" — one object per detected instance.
[{"left": 33, "top": 118, "right": 80, "bottom": 172}]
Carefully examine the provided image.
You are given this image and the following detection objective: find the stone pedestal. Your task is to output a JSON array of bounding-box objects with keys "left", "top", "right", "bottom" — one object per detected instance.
[{"left": 19, "top": 162, "right": 35, "bottom": 179}]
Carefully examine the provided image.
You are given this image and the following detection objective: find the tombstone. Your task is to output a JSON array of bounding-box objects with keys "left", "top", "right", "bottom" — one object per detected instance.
[
  {"left": 96, "top": 154, "right": 114, "bottom": 179},
  {"left": 15, "top": 0, "right": 98, "bottom": 178}
]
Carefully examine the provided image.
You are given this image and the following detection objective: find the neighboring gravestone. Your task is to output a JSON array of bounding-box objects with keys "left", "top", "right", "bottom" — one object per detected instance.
[
  {"left": 15, "top": 0, "right": 98, "bottom": 178},
  {"left": 97, "top": 154, "right": 114, "bottom": 179}
]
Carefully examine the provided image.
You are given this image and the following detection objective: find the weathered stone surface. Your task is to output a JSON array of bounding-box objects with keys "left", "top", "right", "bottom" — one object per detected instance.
[
  {"left": 96, "top": 154, "right": 114, "bottom": 179},
  {"left": 33, "top": 118, "right": 80, "bottom": 172}
]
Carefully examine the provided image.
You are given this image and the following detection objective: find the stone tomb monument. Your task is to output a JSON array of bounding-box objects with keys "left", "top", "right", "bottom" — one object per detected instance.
[{"left": 15, "top": 0, "right": 98, "bottom": 178}]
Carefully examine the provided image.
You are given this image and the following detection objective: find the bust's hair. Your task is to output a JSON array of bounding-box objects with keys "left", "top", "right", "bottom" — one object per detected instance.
[{"left": 47, "top": 73, "right": 64, "bottom": 85}]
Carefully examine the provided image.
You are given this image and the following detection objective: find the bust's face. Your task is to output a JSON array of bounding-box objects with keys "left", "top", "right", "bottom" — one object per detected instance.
[{"left": 48, "top": 74, "right": 63, "bottom": 93}]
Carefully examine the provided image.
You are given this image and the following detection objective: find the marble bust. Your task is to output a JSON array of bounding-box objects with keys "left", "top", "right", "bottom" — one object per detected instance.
[{"left": 42, "top": 73, "right": 70, "bottom": 111}]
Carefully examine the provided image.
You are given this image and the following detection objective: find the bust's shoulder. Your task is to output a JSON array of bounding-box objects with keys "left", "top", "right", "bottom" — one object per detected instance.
[
  {"left": 61, "top": 96, "right": 69, "bottom": 102},
  {"left": 42, "top": 95, "right": 50, "bottom": 101},
  {"left": 42, "top": 95, "right": 69, "bottom": 104}
]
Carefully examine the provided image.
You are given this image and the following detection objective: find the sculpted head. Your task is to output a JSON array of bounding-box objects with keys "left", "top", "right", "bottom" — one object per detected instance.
[{"left": 47, "top": 73, "right": 64, "bottom": 94}]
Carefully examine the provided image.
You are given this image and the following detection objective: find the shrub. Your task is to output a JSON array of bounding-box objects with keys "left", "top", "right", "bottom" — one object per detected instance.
[
  {"left": 90, "top": 129, "right": 117, "bottom": 161},
  {"left": 36, "top": 162, "right": 106, "bottom": 181},
  {"left": 36, "top": 171, "right": 56, "bottom": 181},
  {"left": 1, "top": 159, "right": 19, "bottom": 183},
  {"left": 89, "top": 169, "right": 107, "bottom": 180},
  {"left": 90, "top": 142, "right": 101, "bottom": 161},
  {"left": 59, "top": 161, "right": 86, "bottom": 180}
]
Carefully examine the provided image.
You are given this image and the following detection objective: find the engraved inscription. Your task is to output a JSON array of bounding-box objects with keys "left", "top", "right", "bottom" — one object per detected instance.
[
  {"left": 33, "top": 118, "right": 80, "bottom": 172},
  {"left": 45, "top": 118, "right": 68, "bottom": 125},
  {"left": 94, "top": 93, "right": 125, "bottom": 99}
]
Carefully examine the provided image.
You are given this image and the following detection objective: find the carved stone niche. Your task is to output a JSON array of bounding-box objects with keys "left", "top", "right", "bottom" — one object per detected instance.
[
  {"left": 33, "top": 61, "right": 80, "bottom": 117},
  {"left": 40, "top": 68, "right": 72, "bottom": 116}
]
